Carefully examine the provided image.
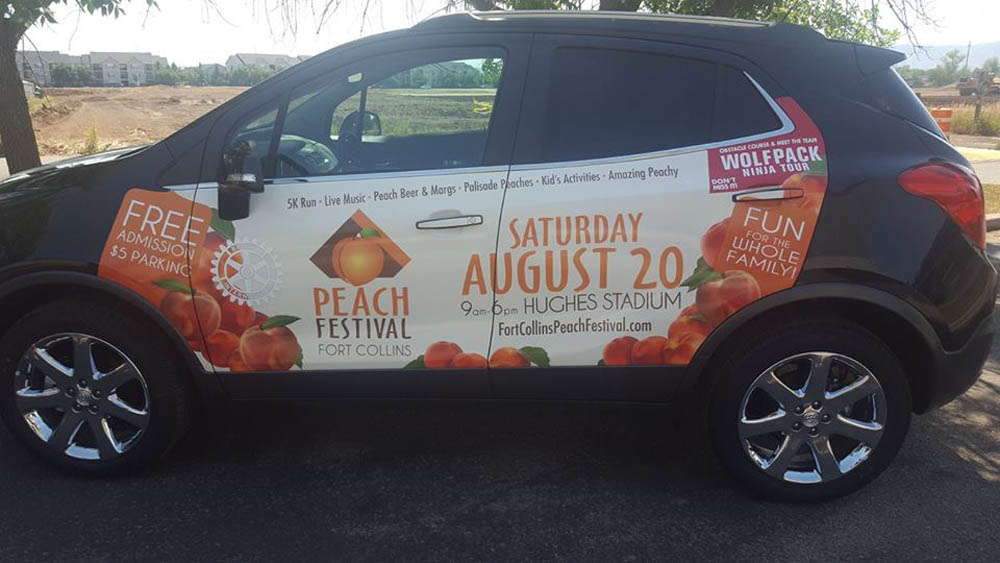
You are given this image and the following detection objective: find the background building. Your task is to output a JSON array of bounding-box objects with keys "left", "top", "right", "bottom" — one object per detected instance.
[
  {"left": 16, "top": 50, "right": 168, "bottom": 86},
  {"left": 16, "top": 51, "right": 82, "bottom": 85}
]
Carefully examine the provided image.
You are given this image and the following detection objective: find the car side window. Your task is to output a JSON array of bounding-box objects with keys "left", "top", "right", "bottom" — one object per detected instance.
[
  {"left": 540, "top": 47, "right": 780, "bottom": 163},
  {"left": 712, "top": 65, "right": 783, "bottom": 141},
  {"left": 230, "top": 103, "right": 280, "bottom": 167},
  {"left": 269, "top": 54, "right": 505, "bottom": 178}
]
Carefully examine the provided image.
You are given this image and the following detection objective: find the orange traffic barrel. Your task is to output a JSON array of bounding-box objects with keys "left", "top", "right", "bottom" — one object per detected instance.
[{"left": 930, "top": 108, "right": 953, "bottom": 136}]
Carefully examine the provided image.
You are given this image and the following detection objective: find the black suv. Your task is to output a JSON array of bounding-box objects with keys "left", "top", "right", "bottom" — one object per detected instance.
[{"left": 0, "top": 11, "right": 993, "bottom": 501}]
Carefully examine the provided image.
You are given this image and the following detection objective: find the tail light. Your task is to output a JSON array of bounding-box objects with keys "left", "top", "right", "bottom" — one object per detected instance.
[{"left": 898, "top": 163, "right": 985, "bottom": 249}]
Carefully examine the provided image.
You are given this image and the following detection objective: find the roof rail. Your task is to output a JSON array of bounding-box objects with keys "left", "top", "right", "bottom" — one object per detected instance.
[{"left": 415, "top": 10, "right": 771, "bottom": 29}]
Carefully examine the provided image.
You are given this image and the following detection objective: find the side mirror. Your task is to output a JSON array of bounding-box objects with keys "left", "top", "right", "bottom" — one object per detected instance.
[
  {"left": 222, "top": 141, "right": 265, "bottom": 193},
  {"left": 219, "top": 141, "right": 265, "bottom": 221},
  {"left": 340, "top": 110, "right": 381, "bottom": 138},
  {"left": 361, "top": 111, "right": 381, "bottom": 137}
]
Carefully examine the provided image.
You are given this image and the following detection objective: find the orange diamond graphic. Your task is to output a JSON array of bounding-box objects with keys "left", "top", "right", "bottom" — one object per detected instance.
[{"left": 309, "top": 210, "right": 411, "bottom": 283}]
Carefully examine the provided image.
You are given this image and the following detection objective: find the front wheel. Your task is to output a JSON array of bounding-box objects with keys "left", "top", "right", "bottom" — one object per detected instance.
[
  {"left": 709, "top": 319, "right": 911, "bottom": 502},
  {"left": 0, "top": 299, "right": 193, "bottom": 475}
]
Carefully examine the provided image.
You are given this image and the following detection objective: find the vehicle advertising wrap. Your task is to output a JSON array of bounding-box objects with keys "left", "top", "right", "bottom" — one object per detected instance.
[
  {"left": 490, "top": 98, "right": 825, "bottom": 368},
  {"left": 99, "top": 189, "right": 306, "bottom": 371},
  {"left": 99, "top": 97, "right": 826, "bottom": 374}
]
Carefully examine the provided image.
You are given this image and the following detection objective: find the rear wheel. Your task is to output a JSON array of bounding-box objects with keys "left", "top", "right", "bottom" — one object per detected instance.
[
  {"left": 0, "top": 299, "right": 192, "bottom": 474},
  {"left": 708, "top": 319, "right": 911, "bottom": 501}
]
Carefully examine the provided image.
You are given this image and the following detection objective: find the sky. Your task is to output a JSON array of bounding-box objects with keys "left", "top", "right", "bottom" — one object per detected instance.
[{"left": 17, "top": 0, "right": 1000, "bottom": 67}]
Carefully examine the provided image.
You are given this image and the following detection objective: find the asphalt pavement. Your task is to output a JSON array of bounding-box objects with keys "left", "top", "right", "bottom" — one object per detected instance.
[{"left": 1, "top": 271, "right": 999, "bottom": 560}]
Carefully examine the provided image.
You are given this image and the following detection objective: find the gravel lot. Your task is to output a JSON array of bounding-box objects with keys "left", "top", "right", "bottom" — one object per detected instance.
[{"left": 1, "top": 258, "right": 999, "bottom": 560}]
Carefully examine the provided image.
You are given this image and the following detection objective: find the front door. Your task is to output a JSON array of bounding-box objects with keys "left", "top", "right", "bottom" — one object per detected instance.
[{"left": 189, "top": 41, "right": 529, "bottom": 397}]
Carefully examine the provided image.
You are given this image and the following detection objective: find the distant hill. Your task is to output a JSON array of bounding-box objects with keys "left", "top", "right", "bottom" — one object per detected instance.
[{"left": 893, "top": 41, "right": 1000, "bottom": 69}]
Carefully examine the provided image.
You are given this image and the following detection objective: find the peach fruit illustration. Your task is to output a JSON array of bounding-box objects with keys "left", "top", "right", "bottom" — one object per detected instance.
[
  {"left": 489, "top": 347, "right": 530, "bottom": 368},
  {"left": 240, "top": 324, "right": 300, "bottom": 371},
  {"left": 782, "top": 172, "right": 825, "bottom": 214},
  {"left": 191, "top": 232, "right": 227, "bottom": 293},
  {"left": 603, "top": 336, "right": 638, "bottom": 366},
  {"left": 452, "top": 352, "right": 488, "bottom": 368},
  {"left": 219, "top": 299, "right": 256, "bottom": 334},
  {"left": 696, "top": 270, "right": 762, "bottom": 326},
  {"left": 701, "top": 218, "right": 731, "bottom": 271},
  {"left": 668, "top": 304, "right": 713, "bottom": 339},
  {"left": 424, "top": 341, "right": 463, "bottom": 368},
  {"left": 631, "top": 336, "right": 670, "bottom": 365},
  {"left": 332, "top": 227, "right": 385, "bottom": 286},
  {"left": 162, "top": 290, "right": 220, "bottom": 341},
  {"left": 663, "top": 332, "right": 706, "bottom": 365},
  {"left": 228, "top": 350, "right": 250, "bottom": 372},
  {"left": 205, "top": 330, "right": 241, "bottom": 368}
]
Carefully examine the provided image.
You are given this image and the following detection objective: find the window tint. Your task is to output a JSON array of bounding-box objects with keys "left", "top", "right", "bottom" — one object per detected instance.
[
  {"left": 865, "top": 68, "right": 942, "bottom": 136},
  {"left": 541, "top": 48, "right": 780, "bottom": 162},
  {"left": 713, "top": 66, "right": 783, "bottom": 141},
  {"left": 230, "top": 102, "right": 279, "bottom": 166},
  {"left": 270, "top": 55, "right": 504, "bottom": 178}
]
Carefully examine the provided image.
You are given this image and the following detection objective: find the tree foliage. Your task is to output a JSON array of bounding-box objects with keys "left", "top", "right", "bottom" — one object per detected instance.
[
  {"left": 895, "top": 49, "right": 983, "bottom": 88},
  {"left": 148, "top": 63, "right": 279, "bottom": 87},
  {"left": 48, "top": 62, "right": 93, "bottom": 86},
  {"left": 984, "top": 57, "right": 1000, "bottom": 75},
  {"left": 1, "top": 0, "right": 156, "bottom": 173},
  {"left": 447, "top": 0, "right": 904, "bottom": 46},
  {"left": 2, "top": 0, "right": 156, "bottom": 37}
]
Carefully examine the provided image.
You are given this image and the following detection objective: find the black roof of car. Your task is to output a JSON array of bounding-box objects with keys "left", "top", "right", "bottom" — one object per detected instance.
[{"left": 413, "top": 10, "right": 827, "bottom": 47}]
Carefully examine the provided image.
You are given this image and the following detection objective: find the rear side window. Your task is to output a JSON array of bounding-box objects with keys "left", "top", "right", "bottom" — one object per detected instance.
[
  {"left": 713, "top": 66, "right": 783, "bottom": 142},
  {"left": 865, "top": 68, "right": 942, "bottom": 136},
  {"left": 540, "top": 48, "right": 781, "bottom": 162}
]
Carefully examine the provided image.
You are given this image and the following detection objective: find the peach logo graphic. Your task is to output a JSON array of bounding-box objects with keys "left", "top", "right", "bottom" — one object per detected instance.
[{"left": 310, "top": 210, "right": 411, "bottom": 286}]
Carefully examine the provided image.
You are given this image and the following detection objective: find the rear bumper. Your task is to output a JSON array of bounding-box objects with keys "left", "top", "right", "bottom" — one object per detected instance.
[{"left": 920, "top": 311, "right": 995, "bottom": 412}]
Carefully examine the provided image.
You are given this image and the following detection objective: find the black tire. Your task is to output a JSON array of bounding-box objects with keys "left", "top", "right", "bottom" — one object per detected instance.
[
  {"left": 0, "top": 298, "right": 193, "bottom": 475},
  {"left": 708, "top": 318, "right": 911, "bottom": 502}
]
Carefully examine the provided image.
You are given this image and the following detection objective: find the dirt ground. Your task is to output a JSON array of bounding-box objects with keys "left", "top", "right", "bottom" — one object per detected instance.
[
  {"left": 16, "top": 85, "right": 1000, "bottom": 158},
  {"left": 30, "top": 86, "right": 246, "bottom": 155}
]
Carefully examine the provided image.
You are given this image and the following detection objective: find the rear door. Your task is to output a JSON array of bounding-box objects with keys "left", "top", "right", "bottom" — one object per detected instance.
[{"left": 489, "top": 34, "right": 827, "bottom": 400}]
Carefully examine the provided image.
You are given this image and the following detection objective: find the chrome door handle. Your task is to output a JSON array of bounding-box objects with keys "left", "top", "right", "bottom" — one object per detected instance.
[{"left": 416, "top": 215, "right": 484, "bottom": 230}]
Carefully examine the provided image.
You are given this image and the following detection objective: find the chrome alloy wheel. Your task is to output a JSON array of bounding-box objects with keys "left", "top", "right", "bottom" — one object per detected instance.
[
  {"left": 13, "top": 333, "right": 150, "bottom": 461},
  {"left": 738, "top": 352, "right": 887, "bottom": 484}
]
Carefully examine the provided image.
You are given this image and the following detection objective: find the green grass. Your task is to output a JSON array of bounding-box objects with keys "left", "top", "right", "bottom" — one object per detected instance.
[
  {"left": 957, "top": 146, "right": 1000, "bottom": 162},
  {"left": 330, "top": 88, "right": 496, "bottom": 138},
  {"left": 951, "top": 104, "right": 1000, "bottom": 137},
  {"left": 26, "top": 96, "right": 52, "bottom": 114},
  {"left": 80, "top": 125, "right": 99, "bottom": 155},
  {"left": 984, "top": 184, "right": 1000, "bottom": 215}
]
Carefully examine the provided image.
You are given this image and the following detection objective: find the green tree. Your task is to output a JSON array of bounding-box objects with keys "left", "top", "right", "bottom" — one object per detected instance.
[
  {"left": 983, "top": 57, "right": 1000, "bottom": 74},
  {"left": 48, "top": 62, "right": 78, "bottom": 86},
  {"left": 152, "top": 65, "right": 179, "bottom": 85},
  {"left": 1, "top": 0, "right": 156, "bottom": 173},
  {"left": 927, "top": 49, "right": 966, "bottom": 86},
  {"left": 895, "top": 65, "right": 927, "bottom": 88},
  {"left": 481, "top": 58, "right": 503, "bottom": 88},
  {"left": 453, "top": 0, "right": 907, "bottom": 45}
]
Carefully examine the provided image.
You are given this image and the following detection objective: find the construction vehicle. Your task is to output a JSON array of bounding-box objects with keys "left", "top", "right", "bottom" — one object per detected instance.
[{"left": 958, "top": 69, "right": 1000, "bottom": 96}]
